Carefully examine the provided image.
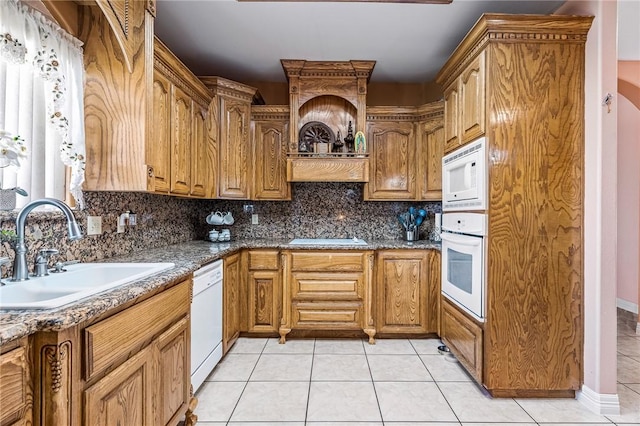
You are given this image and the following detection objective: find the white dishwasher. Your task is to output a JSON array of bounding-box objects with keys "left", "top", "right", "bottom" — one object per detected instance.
[{"left": 191, "top": 259, "right": 223, "bottom": 392}]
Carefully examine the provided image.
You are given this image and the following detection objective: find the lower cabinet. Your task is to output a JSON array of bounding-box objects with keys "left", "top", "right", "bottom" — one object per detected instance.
[
  {"left": 223, "top": 252, "right": 242, "bottom": 353},
  {"left": 0, "top": 338, "right": 32, "bottom": 425},
  {"left": 23, "top": 279, "right": 194, "bottom": 426},
  {"left": 441, "top": 297, "right": 483, "bottom": 383},
  {"left": 376, "top": 250, "right": 440, "bottom": 335},
  {"left": 246, "top": 250, "right": 281, "bottom": 334},
  {"left": 280, "top": 250, "right": 376, "bottom": 344}
]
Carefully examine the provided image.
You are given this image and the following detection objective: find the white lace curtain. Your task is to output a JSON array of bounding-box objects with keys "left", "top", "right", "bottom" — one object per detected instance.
[{"left": 0, "top": 0, "right": 85, "bottom": 209}]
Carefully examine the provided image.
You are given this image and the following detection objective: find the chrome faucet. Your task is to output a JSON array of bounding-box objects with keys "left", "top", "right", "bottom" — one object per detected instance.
[{"left": 11, "top": 198, "right": 83, "bottom": 282}]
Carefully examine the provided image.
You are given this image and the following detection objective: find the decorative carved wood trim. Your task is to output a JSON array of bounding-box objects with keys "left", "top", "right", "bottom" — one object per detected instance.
[
  {"left": 43, "top": 342, "right": 69, "bottom": 393},
  {"left": 200, "top": 76, "right": 258, "bottom": 103},
  {"left": 367, "top": 102, "right": 444, "bottom": 122},
  {"left": 94, "top": 0, "right": 134, "bottom": 73},
  {"left": 436, "top": 14, "right": 593, "bottom": 88},
  {"left": 146, "top": 0, "right": 156, "bottom": 16},
  {"left": 251, "top": 105, "right": 290, "bottom": 121},
  {"left": 40, "top": 341, "right": 72, "bottom": 425},
  {"left": 154, "top": 38, "right": 212, "bottom": 108},
  {"left": 239, "top": 0, "right": 451, "bottom": 3}
]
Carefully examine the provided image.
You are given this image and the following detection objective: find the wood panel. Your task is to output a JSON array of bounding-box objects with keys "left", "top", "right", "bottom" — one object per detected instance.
[
  {"left": 376, "top": 250, "right": 432, "bottom": 334},
  {"left": 84, "top": 280, "right": 190, "bottom": 381},
  {"left": 484, "top": 39, "right": 584, "bottom": 392},
  {"left": 292, "top": 272, "right": 363, "bottom": 300},
  {"left": 84, "top": 344, "right": 155, "bottom": 426},
  {"left": 418, "top": 124, "right": 444, "bottom": 200},
  {"left": 460, "top": 51, "right": 486, "bottom": 144},
  {"left": 247, "top": 270, "right": 281, "bottom": 333},
  {"left": 156, "top": 317, "right": 190, "bottom": 426},
  {"left": 365, "top": 121, "right": 416, "bottom": 200},
  {"left": 190, "top": 105, "right": 208, "bottom": 197},
  {"left": 292, "top": 302, "right": 362, "bottom": 329},
  {"left": 219, "top": 98, "right": 251, "bottom": 198},
  {"left": 81, "top": 2, "right": 149, "bottom": 191},
  {"left": 248, "top": 250, "right": 280, "bottom": 270},
  {"left": 427, "top": 250, "right": 442, "bottom": 335},
  {"left": 253, "top": 120, "right": 290, "bottom": 200},
  {"left": 223, "top": 252, "right": 242, "bottom": 353},
  {"left": 443, "top": 82, "right": 460, "bottom": 154},
  {"left": 170, "top": 86, "right": 192, "bottom": 195},
  {"left": 286, "top": 157, "right": 369, "bottom": 182},
  {"left": 0, "top": 342, "right": 32, "bottom": 425},
  {"left": 441, "top": 298, "right": 483, "bottom": 383},
  {"left": 291, "top": 251, "right": 365, "bottom": 271},
  {"left": 150, "top": 71, "right": 171, "bottom": 193}
]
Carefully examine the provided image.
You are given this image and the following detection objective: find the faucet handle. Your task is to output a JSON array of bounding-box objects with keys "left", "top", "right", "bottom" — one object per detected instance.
[
  {"left": 32, "top": 248, "right": 59, "bottom": 277},
  {"left": 51, "top": 259, "right": 80, "bottom": 273}
]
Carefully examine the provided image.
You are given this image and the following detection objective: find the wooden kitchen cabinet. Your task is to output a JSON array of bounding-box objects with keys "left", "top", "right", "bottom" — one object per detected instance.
[
  {"left": 246, "top": 250, "right": 282, "bottom": 334},
  {"left": 441, "top": 298, "right": 483, "bottom": 383},
  {"left": 365, "top": 119, "right": 416, "bottom": 200},
  {"left": 442, "top": 51, "right": 485, "bottom": 154},
  {"left": 152, "top": 38, "right": 213, "bottom": 198},
  {"left": 418, "top": 120, "right": 444, "bottom": 200},
  {"left": 0, "top": 338, "right": 33, "bottom": 425},
  {"left": 280, "top": 250, "right": 376, "bottom": 343},
  {"left": 376, "top": 250, "right": 439, "bottom": 335},
  {"left": 223, "top": 252, "right": 242, "bottom": 353},
  {"left": 251, "top": 106, "right": 291, "bottom": 200},
  {"left": 435, "top": 14, "right": 592, "bottom": 396},
  {"left": 202, "top": 77, "right": 258, "bottom": 200}
]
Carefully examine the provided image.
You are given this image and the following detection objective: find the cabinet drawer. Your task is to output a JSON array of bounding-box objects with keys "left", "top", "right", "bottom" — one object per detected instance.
[
  {"left": 441, "top": 298, "right": 483, "bottom": 382},
  {"left": 290, "top": 251, "right": 365, "bottom": 272},
  {"left": 0, "top": 345, "right": 29, "bottom": 424},
  {"left": 292, "top": 302, "right": 362, "bottom": 329},
  {"left": 84, "top": 280, "right": 190, "bottom": 381},
  {"left": 292, "top": 272, "right": 363, "bottom": 300},
  {"left": 248, "top": 250, "right": 279, "bottom": 270}
]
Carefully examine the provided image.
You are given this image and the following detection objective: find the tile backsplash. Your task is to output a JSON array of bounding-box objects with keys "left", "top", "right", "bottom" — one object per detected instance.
[{"left": 0, "top": 183, "right": 440, "bottom": 275}]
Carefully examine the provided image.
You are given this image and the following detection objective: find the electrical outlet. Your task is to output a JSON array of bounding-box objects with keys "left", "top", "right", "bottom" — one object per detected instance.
[
  {"left": 87, "top": 216, "right": 102, "bottom": 235},
  {"left": 251, "top": 214, "right": 259, "bottom": 225},
  {"left": 243, "top": 204, "right": 254, "bottom": 214}
]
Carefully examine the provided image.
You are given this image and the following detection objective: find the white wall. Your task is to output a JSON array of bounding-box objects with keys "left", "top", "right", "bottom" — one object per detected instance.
[{"left": 556, "top": 0, "right": 619, "bottom": 409}]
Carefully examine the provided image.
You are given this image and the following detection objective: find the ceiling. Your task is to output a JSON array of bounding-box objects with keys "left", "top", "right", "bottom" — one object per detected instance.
[{"left": 155, "top": 0, "right": 565, "bottom": 84}]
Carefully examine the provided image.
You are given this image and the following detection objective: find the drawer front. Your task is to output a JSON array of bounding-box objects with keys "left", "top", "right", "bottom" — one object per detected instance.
[
  {"left": 290, "top": 251, "right": 365, "bottom": 272},
  {"left": 84, "top": 280, "right": 190, "bottom": 381},
  {"left": 248, "top": 250, "right": 279, "bottom": 270},
  {"left": 441, "top": 298, "right": 483, "bottom": 382},
  {"left": 292, "top": 272, "right": 363, "bottom": 300},
  {"left": 292, "top": 302, "right": 362, "bottom": 329},
  {"left": 0, "top": 346, "right": 29, "bottom": 424}
]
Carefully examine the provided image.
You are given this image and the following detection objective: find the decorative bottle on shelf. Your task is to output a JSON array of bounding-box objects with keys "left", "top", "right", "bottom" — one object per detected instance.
[
  {"left": 344, "top": 121, "right": 355, "bottom": 154},
  {"left": 333, "top": 130, "right": 344, "bottom": 154}
]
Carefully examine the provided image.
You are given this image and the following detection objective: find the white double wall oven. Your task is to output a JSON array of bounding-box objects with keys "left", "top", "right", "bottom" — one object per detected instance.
[{"left": 441, "top": 137, "right": 488, "bottom": 322}]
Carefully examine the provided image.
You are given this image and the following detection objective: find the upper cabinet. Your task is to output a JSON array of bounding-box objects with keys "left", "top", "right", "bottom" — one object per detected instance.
[
  {"left": 202, "top": 77, "right": 258, "bottom": 200},
  {"left": 251, "top": 106, "right": 291, "bottom": 200},
  {"left": 81, "top": 2, "right": 214, "bottom": 198},
  {"left": 365, "top": 103, "right": 444, "bottom": 201},
  {"left": 441, "top": 51, "right": 485, "bottom": 154},
  {"left": 152, "top": 38, "right": 213, "bottom": 198}
]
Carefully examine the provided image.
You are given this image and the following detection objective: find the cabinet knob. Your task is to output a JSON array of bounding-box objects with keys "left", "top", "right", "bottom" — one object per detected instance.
[{"left": 147, "top": 167, "right": 154, "bottom": 178}]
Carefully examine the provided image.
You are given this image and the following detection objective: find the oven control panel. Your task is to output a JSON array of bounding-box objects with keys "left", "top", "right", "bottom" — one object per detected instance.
[{"left": 442, "top": 212, "right": 487, "bottom": 236}]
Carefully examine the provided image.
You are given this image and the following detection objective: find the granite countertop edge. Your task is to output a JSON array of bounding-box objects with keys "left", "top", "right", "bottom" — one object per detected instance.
[{"left": 0, "top": 238, "right": 441, "bottom": 346}]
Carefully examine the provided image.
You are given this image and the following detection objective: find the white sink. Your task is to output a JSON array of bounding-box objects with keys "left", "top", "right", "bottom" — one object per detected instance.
[
  {"left": 288, "top": 238, "right": 368, "bottom": 246},
  {"left": 0, "top": 262, "right": 175, "bottom": 310}
]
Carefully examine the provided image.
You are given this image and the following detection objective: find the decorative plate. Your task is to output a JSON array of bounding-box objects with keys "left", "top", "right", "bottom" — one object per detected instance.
[{"left": 298, "top": 121, "right": 335, "bottom": 152}]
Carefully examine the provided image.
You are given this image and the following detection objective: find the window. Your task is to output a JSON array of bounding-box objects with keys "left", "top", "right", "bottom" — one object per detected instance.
[{"left": 0, "top": 0, "right": 85, "bottom": 209}]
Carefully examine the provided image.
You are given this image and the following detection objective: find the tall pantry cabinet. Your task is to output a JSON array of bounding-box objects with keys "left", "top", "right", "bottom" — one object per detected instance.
[{"left": 436, "top": 14, "right": 593, "bottom": 397}]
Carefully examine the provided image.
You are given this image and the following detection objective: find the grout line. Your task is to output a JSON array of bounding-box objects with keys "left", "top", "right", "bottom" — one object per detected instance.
[
  {"left": 363, "top": 339, "right": 385, "bottom": 424},
  {"left": 304, "top": 338, "right": 316, "bottom": 424}
]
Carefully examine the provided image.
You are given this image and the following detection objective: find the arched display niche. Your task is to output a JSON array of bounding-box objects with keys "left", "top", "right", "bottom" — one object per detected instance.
[{"left": 298, "top": 95, "right": 358, "bottom": 146}]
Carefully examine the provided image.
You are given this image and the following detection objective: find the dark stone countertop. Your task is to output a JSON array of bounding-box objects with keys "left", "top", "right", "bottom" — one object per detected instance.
[{"left": 0, "top": 238, "right": 440, "bottom": 346}]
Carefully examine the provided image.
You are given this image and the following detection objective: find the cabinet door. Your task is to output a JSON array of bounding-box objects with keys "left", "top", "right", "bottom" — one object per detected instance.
[
  {"left": 84, "top": 344, "right": 155, "bottom": 426},
  {"left": 219, "top": 97, "right": 250, "bottom": 199},
  {"left": 253, "top": 120, "right": 290, "bottom": 200},
  {"left": 0, "top": 344, "right": 32, "bottom": 426},
  {"left": 376, "top": 250, "right": 435, "bottom": 334},
  {"left": 418, "top": 123, "right": 444, "bottom": 200},
  {"left": 441, "top": 298, "right": 483, "bottom": 383},
  {"left": 171, "top": 85, "right": 192, "bottom": 195},
  {"left": 443, "top": 82, "right": 460, "bottom": 154},
  {"left": 366, "top": 121, "right": 416, "bottom": 200},
  {"left": 460, "top": 51, "right": 486, "bottom": 144},
  {"left": 190, "top": 103, "right": 208, "bottom": 197},
  {"left": 150, "top": 70, "right": 171, "bottom": 193},
  {"left": 248, "top": 270, "right": 281, "bottom": 333},
  {"left": 223, "top": 252, "right": 242, "bottom": 353},
  {"left": 156, "top": 317, "right": 190, "bottom": 426}
]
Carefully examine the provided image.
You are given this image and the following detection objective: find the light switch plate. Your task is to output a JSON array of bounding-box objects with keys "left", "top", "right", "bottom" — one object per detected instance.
[
  {"left": 87, "top": 216, "right": 102, "bottom": 235},
  {"left": 251, "top": 214, "right": 259, "bottom": 225}
]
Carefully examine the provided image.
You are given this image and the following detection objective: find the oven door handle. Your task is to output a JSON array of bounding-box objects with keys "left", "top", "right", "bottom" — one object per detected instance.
[{"left": 440, "top": 231, "right": 482, "bottom": 246}]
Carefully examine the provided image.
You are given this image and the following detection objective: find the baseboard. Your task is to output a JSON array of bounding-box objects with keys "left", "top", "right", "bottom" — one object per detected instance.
[
  {"left": 577, "top": 385, "right": 620, "bottom": 415},
  {"left": 617, "top": 298, "right": 639, "bottom": 314}
]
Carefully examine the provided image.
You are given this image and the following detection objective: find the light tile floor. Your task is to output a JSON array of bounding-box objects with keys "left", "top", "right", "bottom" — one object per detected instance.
[{"left": 194, "top": 313, "right": 640, "bottom": 425}]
